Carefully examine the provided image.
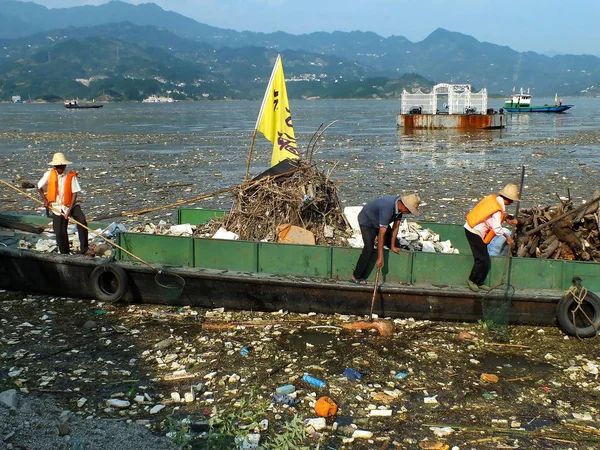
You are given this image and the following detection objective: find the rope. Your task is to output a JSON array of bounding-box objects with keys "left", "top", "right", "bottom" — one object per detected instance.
[{"left": 564, "top": 285, "right": 598, "bottom": 340}]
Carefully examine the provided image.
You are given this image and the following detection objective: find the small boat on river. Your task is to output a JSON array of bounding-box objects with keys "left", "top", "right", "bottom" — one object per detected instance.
[
  {"left": 504, "top": 88, "right": 573, "bottom": 113},
  {"left": 64, "top": 99, "right": 103, "bottom": 109},
  {"left": 0, "top": 209, "right": 599, "bottom": 337},
  {"left": 397, "top": 83, "right": 505, "bottom": 129}
]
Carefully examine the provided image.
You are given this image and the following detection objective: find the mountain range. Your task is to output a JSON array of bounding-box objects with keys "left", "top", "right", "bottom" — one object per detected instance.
[{"left": 0, "top": 0, "right": 599, "bottom": 101}]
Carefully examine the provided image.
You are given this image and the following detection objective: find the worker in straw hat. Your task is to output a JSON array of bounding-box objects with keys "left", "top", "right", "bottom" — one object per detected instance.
[
  {"left": 37, "top": 152, "right": 89, "bottom": 255},
  {"left": 464, "top": 183, "right": 520, "bottom": 292},
  {"left": 351, "top": 193, "right": 421, "bottom": 285}
]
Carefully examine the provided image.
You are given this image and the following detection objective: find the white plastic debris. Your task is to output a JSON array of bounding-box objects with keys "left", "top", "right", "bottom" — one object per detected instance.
[
  {"left": 212, "top": 227, "right": 239, "bottom": 241},
  {"left": 343, "top": 208, "right": 458, "bottom": 253},
  {"left": 421, "top": 241, "right": 436, "bottom": 253},
  {"left": 430, "top": 426, "right": 455, "bottom": 437},
  {"left": 305, "top": 417, "right": 327, "bottom": 431},
  {"left": 368, "top": 409, "right": 392, "bottom": 417},
  {"left": 351, "top": 430, "right": 373, "bottom": 439},
  {"left": 424, "top": 395, "right": 438, "bottom": 404},
  {"left": 149, "top": 404, "right": 165, "bottom": 414},
  {"left": 34, "top": 239, "right": 56, "bottom": 252},
  {"left": 169, "top": 223, "right": 194, "bottom": 236},
  {"left": 106, "top": 399, "right": 130, "bottom": 409}
]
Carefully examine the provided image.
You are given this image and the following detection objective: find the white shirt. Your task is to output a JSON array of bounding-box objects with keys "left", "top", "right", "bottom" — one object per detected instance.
[
  {"left": 38, "top": 169, "right": 82, "bottom": 215},
  {"left": 464, "top": 195, "right": 508, "bottom": 239}
]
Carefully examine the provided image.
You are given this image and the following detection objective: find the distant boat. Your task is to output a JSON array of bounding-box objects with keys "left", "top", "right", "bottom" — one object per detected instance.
[
  {"left": 504, "top": 88, "right": 573, "bottom": 113},
  {"left": 11, "top": 95, "right": 22, "bottom": 104},
  {"left": 64, "top": 99, "right": 103, "bottom": 109},
  {"left": 142, "top": 95, "right": 178, "bottom": 103}
]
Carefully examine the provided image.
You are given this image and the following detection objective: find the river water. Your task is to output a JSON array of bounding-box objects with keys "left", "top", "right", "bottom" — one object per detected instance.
[{"left": 1, "top": 97, "right": 599, "bottom": 223}]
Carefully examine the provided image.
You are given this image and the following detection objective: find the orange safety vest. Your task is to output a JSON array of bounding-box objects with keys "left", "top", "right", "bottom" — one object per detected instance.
[
  {"left": 466, "top": 195, "right": 505, "bottom": 244},
  {"left": 47, "top": 169, "right": 78, "bottom": 206}
]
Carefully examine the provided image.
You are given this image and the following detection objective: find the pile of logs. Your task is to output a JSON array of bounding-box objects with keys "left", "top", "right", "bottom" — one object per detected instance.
[{"left": 515, "top": 191, "right": 600, "bottom": 261}]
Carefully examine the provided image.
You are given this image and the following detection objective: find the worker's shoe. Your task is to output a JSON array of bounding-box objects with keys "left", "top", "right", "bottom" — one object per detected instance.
[
  {"left": 467, "top": 280, "right": 479, "bottom": 292},
  {"left": 478, "top": 284, "right": 493, "bottom": 291}
]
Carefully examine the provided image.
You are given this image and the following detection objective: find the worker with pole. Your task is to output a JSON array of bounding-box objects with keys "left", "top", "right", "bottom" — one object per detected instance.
[{"left": 37, "top": 152, "right": 89, "bottom": 254}]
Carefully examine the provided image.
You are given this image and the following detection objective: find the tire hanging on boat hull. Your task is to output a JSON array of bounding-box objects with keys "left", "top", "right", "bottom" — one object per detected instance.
[
  {"left": 90, "top": 264, "right": 129, "bottom": 303},
  {"left": 557, "top": 289, "right": 600, "bottom": 338}
]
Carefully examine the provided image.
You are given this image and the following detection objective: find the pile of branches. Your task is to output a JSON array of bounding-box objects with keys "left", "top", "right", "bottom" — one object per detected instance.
[
  {"left": 515, "top": 191, "right": 600, "bottom": 261},
  {"left": 196, "top": 160, "right": 352, "bottom": 246}
]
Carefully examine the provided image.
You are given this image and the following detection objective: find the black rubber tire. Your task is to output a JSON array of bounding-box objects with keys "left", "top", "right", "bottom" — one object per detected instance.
[
  {"left": 557, "top": 290, "right": 600, "bottom": 338},
  {"left": 90, "top": 264, "right": 129, "bottom": 303}
]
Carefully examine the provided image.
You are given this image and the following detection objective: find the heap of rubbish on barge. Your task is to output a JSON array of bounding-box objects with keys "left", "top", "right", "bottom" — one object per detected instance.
[{"left": 397, "top": 83, "right": 505, "bottom": 129}]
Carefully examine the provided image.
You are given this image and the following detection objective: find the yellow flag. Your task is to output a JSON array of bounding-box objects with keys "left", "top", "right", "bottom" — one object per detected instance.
[{"left": 256, "top": 55, "right": 299, "bottom": 166}]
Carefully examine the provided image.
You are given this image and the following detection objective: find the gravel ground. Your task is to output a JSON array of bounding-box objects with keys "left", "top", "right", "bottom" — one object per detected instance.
[{"left": 2, "top": 292, "right": 600, "bottom": 449}]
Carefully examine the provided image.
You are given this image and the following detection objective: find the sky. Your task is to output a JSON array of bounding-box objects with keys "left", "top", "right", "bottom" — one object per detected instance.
[{"left": 31, "top": 0, "right": 600, "bottom": 56}]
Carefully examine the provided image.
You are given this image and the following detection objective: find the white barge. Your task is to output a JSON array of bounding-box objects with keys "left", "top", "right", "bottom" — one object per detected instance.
[{"left": 397, "top": 83, "right": 505, "bottom": 129}]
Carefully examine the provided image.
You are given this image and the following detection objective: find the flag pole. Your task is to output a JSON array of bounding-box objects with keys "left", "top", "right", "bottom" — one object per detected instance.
[
  {"left": 244, "top": 129, "right": 259, "bottom": 181},
  {"left": 244, "top": 55, "right": 281, "bottom": 180}
]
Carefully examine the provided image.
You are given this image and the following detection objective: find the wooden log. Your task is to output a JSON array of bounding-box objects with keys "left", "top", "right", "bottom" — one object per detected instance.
[
  {"left": 540, "top": 239, "right": 560, "bottom": 259},
  {"left": 575, "top": 190, "right": 600, "bottom": 222},
  {"left": 526, "top": 195, "right": 600, "bottom": 236}
]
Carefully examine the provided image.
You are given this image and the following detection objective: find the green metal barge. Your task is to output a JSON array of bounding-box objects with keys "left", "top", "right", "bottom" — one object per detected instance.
[{"left": 0, "top": 209, "right": 599, "bottom": 336}]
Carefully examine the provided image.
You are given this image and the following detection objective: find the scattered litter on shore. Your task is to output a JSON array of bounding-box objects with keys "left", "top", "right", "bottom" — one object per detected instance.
[{"left": 2, "top": 292, "right": 600, "bottom": 449}]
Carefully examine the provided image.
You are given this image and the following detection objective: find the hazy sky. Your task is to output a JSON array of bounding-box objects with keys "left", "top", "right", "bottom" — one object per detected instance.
[{"left": 31, "top": 0, "right": 600, "bottom": 55}]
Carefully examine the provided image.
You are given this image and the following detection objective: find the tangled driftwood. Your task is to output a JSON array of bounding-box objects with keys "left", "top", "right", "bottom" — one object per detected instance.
[
  {"left": 196, "top": 161, "right": 352, "bottom": 246},
  {"left": 515, "top": 191, "right": 600, "bottom": 261}
]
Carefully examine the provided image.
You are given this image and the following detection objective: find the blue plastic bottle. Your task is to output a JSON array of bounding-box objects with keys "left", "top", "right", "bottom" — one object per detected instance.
[
  {"left": 302, "top": 373, "right": 326, "bottom": 388},
  {"left": 276, "top": 384, "right": 296, "bottom": 395},
  {"left": 342, "top": 367, "right": 362, "bottom": 381}
]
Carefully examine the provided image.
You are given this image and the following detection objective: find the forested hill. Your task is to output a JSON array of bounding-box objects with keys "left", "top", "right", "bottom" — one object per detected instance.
[
  {"left": 1, "top": 0, "right": 598, "bottom": 101},
  {"left": 0, "top": 22, "right": 431, "bottom": 101}
]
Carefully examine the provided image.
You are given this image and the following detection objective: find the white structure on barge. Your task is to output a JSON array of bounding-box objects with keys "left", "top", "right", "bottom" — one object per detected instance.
[{"left": 397, "top": 83, "right": 505, "bottom": 129}]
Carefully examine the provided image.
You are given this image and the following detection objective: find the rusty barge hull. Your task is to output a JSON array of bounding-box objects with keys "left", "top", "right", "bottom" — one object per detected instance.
[{"left": 397, "top": 113, "right": 505, "bottom": 129}]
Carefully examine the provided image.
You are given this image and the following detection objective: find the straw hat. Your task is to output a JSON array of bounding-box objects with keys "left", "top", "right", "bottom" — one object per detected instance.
[
  {"left": 400, "top": 193, "right": 421, "bottom": 216},
  {"left": 498, "top": 183, "right": 520, "bottom": 201},
  {"left": 49, "top": 152, "right": 71, "bottom": 166}
]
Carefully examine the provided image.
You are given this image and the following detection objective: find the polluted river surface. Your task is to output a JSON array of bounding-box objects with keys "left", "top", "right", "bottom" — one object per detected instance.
[{"left": 1, "top": 99, "right": 600, "bottom": 449}]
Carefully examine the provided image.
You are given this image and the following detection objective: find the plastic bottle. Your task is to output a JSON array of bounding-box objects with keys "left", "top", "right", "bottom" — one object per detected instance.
[
  {"left": 302, "top": 373, "right": 326, "bottom": 388},
  {"left": 342, "top": 367, "right": 362, "bottom": 381},
  {"left": 275, "top": 384, "right": 296, "bottom": 395}
]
